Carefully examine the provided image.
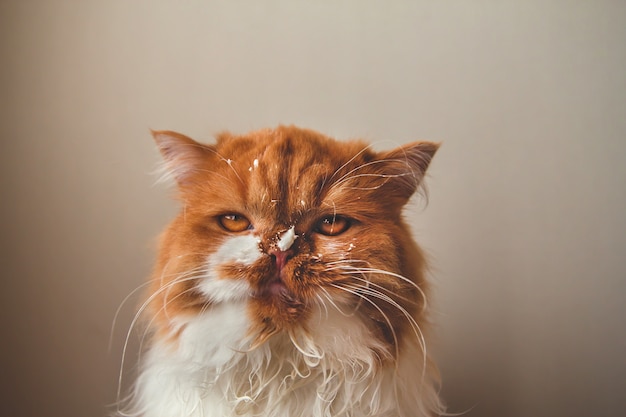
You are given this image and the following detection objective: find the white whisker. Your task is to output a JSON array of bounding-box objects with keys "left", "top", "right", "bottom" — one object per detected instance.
[
  {"left": 109, "top": 280, "right": 152, "bottom": 353},
  {"left": 317, "top": 286, "right": 359, "bottom": 317},
  {"left": 328, "top": 144, "right": 374, "bottom": 183},
  {"left": 327, "top": 262, "right": 429, "bottom": 312},
  {"left": 137, "top": 284, "right": 207, "bottom": 359},
  {"left": 328, "top": 283, "right": 400, "bottom": 363},
  {"left": 115, "top": 270, "right": 207, "bottom": 408},
  {"left": 334, "top": 282, "right": 428, "bottom": 384}
]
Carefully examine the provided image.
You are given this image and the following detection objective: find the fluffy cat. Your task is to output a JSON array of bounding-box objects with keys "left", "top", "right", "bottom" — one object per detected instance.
[{"left": 120, "top": 126, "right": 444, "bottom": 417}]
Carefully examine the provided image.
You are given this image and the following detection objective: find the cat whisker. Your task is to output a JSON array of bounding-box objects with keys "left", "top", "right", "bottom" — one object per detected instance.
[
  {"left": 325, "top": 260, "right": 430, "bottom": 375},
  {"left": 156, "top": 253, "right": 208, "bottom": 287},
  {"left": 116, "top": 270, "right": 208, "bottom": 407},
  {"left": 332, "top": 271, "right": 425, "bottom": 310},
  {"left": 314, "top": 293, "right": 330, "bottom": 321},
  {"left": 137, "top": 284, "right": 207, "bottom": 360},
  {"left": 333, "top": 273, "right": 417, "bottom": 306},
  {"left": 318, "top": 171, "right": 330, "bottom": 196},
  {"left": 335, "top": 282, "right": 428, "bottom": 383},
  {"left": 220, "top": 157, "right": 245, "bottom": 185},
  {"left": 109, "top": 280, "right": 153, "bottom": 353},
  {"left": 333, "top": 161, "right": 408, "bottom": 187},
  {"left": 354, "top": 282, "right": 428, "bottom": 379},
  {"left": 112, "top": 262, "right": 204, "bottom": 341},
  {"left": 161, "top": 269, "right": 208, "bottom": 322},
  {"left": 330, "top": 157, "right": 414, "bottom": 191},
  {"left": 345, "top": 283, "right": 427, "bottom": 350},
  {"left": 327, "top": 263, "right": 429, "bottom": 313},
  {"left": 328, "top": 144, "right": 374, "bottom": 183},
  {"left": 326, "top": 258, "right": 369, "bottom": 265},
  {"left": 317, "top": 286, "right": 360, "bottom": 318},
  {"left": 328, "top": 283, "right": 400, "bottom": 364},
  {"left": 158, "top": 267, "right": 208, "bottom": 322}
]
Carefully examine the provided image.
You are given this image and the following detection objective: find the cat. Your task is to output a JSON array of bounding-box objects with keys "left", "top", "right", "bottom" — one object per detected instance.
[{"left": 119, "top": 125, "right": 444, "bottom": 417}]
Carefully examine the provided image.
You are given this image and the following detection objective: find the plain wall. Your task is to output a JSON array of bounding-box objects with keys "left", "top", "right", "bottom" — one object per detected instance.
[{"left": 1, "top": 1, "right": 625, "bottom": 417}]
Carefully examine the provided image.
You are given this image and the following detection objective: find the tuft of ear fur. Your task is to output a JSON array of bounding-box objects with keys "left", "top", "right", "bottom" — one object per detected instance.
[
  {"left": 151, "top": 130, "right": 216, "bottom": 187},
  {"left": 376, "top": 141, "right": 440, "bottom": 203}
]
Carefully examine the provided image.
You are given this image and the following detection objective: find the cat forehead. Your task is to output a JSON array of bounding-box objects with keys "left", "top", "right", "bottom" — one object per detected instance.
[
  {"left": 215, "top": 126, "right": 370, "bottom": 165},
  {"left": 216, "top": 128, "right": 371, "bottom": 188},
  {"left": 209, "top": 127, "right": 373, "bottom": 219}
]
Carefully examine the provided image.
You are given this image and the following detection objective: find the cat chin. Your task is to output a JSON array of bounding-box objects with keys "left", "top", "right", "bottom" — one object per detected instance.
[{"left": 124, "top": 302, "right": 442, "bottom": 417}]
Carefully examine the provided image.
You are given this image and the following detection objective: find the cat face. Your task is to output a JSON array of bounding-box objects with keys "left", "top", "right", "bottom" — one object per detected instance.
[{"left": 148, "top": 126, "right": 438, "bottom": 356}]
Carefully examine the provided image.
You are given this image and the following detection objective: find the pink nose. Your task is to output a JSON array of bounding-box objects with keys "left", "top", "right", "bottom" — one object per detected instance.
[{"left": 269, "top": 249, "right": 294, "bottom": 272}]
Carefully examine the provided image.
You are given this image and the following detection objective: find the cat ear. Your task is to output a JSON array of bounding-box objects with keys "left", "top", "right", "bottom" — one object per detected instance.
[
  {"left": 151, "top": 130, "right": 215, "bottom": 186},
  {"left": 377, "top": 141, "right": 440, "bottom": 202}
]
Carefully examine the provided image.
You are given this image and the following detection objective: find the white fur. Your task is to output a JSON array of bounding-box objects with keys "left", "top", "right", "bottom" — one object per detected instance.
[
  {"left": 127, "top": 303, "right": 250, "bottom": 417},
  {"left": 209, "top": 233, "right": 262, "bottom": 265},
  {"left": 122, "top": 299, "right": 443, "bottom": 417},
  {"left": 198, "top": 234, "right": 261, "bottom": 303}
]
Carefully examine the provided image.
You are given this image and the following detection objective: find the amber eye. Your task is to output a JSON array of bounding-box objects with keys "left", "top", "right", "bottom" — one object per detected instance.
[
  {"left": 218, "top": 214, "right": 252, "bottom": 232},
  {"left": 315, "top": 215, "right": 351, "bottom": 236}
]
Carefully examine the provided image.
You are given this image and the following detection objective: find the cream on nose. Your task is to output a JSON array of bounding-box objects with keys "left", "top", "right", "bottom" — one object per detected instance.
[
  {"left": 271, "top": 227, "right": 297, "bottom": 271},
  {"left": 276, "top": 226, "right": 297, "bottom": 251}
]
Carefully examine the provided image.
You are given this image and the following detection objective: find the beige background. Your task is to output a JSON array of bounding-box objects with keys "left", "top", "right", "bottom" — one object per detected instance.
[{"left": 1, "top": 1, "right": 625, "bottom": 417}]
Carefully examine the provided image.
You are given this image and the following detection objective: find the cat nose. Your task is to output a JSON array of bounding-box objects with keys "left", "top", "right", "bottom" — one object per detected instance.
[{"left": 269, "top": 249, "right": 294, "bottom": 272}]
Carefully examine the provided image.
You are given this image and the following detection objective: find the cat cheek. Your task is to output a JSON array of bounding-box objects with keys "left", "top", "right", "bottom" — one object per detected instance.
[
  {"left": 197, "top": 234, "right": 262, "bottom": 303},
  {"left": 211, "top": 234, "right": 263, "bottom": 265},
  {"left": 321, "top": 239, "right": 357, "bottom": 260}
]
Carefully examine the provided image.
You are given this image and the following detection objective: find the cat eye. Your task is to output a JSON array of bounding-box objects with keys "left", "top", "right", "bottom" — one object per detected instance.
[
  {"left": 315, "top": 215, "right": 351, "bottom": 236},
  {"left": 218, "top": 214, "right": 252, "bottom": 232}
]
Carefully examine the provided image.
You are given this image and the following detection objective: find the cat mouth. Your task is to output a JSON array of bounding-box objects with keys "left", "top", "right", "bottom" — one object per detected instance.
[
  {"left": 249, "top": 276, "right": 306, "bottom": 330},
  {"left": 253, "top": 277, "right": 293, "bottom": 300},
  {"left": 266, "top": 279, "right": 289, "bottom": 296},
  {"left": 252, "top": 275, "right": 306, "bottom": 313}
]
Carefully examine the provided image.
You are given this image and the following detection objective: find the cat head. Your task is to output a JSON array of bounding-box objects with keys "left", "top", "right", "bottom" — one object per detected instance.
[{"left": 148, "top": 125, "right": 438, "bottom": 356}]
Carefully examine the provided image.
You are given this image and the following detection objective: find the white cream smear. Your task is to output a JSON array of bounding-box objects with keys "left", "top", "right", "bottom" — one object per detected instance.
[
  {"left": 248, "top": 158, "right": 260, "bottom": 172},
  {"left": 277, "top": 226, "right": 297, "bottom": 251}
]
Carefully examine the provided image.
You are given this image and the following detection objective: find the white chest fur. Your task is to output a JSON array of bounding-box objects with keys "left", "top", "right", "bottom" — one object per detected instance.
[{"left": 128, "top": 301, "right": 441, "bottom": 417}]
